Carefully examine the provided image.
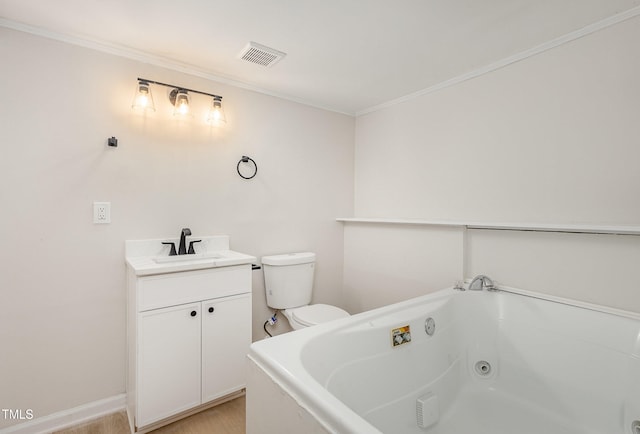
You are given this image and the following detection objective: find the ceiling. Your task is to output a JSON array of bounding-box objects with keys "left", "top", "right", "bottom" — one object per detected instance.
[{"left": 1, "top": 0, "right": 639, "bottom": 115}]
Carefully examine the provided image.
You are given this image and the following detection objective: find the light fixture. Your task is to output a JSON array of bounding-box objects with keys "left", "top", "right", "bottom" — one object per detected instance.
[
  {"left": 131, "top": 78, "right": 225, "bottom": 125},
  {"left": 131, "top": 80, "right": 155, "bottom": 111},
  {"left": 207, "top": 96, "right": 226, "bottom": 125},
  {"left": 170, "top": 89, "right": 191, "bottom": 117}
]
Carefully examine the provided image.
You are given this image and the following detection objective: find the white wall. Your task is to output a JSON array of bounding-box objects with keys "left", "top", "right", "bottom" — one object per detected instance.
[
  {"left": 466, "top": 229, "right": 640, "bottom": 312},
  {"left": 343, "top": 224, "right": 463, "bottom": 313},
  {"left": 348, "top": 16, "right": 640, "bottom": 312},
  {"left": 0, "top": 27, "right": 353, "bottom": 428}
]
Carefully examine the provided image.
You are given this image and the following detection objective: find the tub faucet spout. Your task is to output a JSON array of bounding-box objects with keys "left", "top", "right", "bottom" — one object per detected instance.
[
  {"left": 178, "top": 228, "right": 192, "bottom": 255},
  {"left": 468, "top": 275, "right": 497, "bottom": 291}
]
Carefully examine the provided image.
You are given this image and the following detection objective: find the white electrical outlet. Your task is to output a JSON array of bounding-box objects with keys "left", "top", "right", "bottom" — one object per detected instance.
[{"left": 93, "top": 202, "right": 111, "bottom": 224}]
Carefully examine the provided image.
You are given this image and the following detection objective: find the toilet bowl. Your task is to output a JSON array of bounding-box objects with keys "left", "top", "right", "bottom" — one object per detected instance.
[
  {"left": 282, "top": 303, "right": 350, "bottom": 330},
  {"left": 262, "top": 252, "right": 349, "bottom": 330}
]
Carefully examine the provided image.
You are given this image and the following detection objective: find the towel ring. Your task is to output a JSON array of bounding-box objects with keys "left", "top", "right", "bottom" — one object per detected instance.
[{"left": 237, "top": 156, "right": 257, "bottom": 180}]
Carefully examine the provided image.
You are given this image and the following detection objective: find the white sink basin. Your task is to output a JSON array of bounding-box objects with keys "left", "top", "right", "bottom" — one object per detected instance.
[{"left": 153, "top": 252, "right": 225, "bottom": 264}]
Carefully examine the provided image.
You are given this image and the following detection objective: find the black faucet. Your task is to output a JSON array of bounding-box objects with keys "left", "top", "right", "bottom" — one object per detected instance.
[{"left": 178, "top": 228, "right": 191, "bottom": 255}]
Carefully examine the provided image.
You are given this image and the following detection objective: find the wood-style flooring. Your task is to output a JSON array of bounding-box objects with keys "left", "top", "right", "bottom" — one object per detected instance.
[{"left": 54, "top": 396, "right": 245, "bottom": 434}]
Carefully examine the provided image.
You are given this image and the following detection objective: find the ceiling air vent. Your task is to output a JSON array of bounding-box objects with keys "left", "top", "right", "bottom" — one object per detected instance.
[{"left": 238, "top": 42, "right": 286, "bottom": 67}]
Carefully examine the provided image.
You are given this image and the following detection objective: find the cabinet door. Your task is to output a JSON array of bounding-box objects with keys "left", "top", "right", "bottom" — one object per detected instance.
[
  {"left": 201, "top": 293, "right": 252, "bottom": 403},
  {"left": 137, "top": 302, "right": 201, "bottom": 427}
]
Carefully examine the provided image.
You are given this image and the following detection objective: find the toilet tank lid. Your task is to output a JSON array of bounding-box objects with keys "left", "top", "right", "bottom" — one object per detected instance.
[{"left": 262, "top": 252, "right": 316, "bottom": 266}]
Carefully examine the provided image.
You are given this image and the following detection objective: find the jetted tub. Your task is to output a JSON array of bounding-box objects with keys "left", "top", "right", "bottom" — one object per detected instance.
[{"left": 247, "top": 286, "right": 640, "bottom": 434}]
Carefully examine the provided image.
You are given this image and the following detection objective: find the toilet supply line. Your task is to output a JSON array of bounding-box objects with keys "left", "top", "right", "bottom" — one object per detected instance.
[{"left": 263, "top": 310, "right": 279, "bottom": 338}]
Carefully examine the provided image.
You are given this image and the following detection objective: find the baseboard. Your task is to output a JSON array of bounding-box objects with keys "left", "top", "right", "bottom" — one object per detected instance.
[{"left": 0, "top": 394, "right": 126, "bottom": 434}]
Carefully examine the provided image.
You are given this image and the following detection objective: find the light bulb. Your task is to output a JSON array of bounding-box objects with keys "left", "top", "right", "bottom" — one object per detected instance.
[
  {"left": 173, "top": 90, "right": 190, "bottom": 116},
  {"left": 207, "top": 96, "right": 226, "bottom": 125},
  {"left": 131, "top": 81, "right": 155, "bottom": 111}
]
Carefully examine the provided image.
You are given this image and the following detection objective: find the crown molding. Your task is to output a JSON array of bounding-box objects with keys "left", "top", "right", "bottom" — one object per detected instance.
[
  {"left": 0, "top": 18, "right": 354, "bottom": 116},
  {"left": 355, "top": 5, "right": 640, "bottom": 116},
  {"left": 3, "top": 5, "right": 639, "bottom": 119}
]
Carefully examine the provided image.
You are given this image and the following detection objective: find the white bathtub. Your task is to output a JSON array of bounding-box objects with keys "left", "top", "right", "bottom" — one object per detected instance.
[{"left": 247, "top": 287, "right": 640, "bottom": 434}]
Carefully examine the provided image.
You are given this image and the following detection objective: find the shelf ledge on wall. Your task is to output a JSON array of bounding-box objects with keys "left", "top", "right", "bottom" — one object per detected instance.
[{"left": 336, "top": 218, "right": 640, "bottom": 236}]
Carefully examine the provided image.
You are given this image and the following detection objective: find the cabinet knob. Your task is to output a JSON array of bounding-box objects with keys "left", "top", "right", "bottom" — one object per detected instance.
[
  {"left": 190, "top": 310, "right": 197, "bottom": 317},
  {"left": 208, "top": 307, "right": 215, "bottom": 313}
]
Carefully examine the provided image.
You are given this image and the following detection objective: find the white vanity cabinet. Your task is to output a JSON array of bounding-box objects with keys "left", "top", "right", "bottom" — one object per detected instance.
[
  {"left": 125, "top": 238, "right": 255, "bottom": 433},
  {"left": 137, "top": 302, "right": 202, "bottom": 426},
  {"left": 201, "top": 294, "right": 252, "bottom": 402}
]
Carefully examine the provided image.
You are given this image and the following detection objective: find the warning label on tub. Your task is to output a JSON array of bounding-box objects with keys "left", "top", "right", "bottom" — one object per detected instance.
[{"left": 391, "top": 325, "right": 411, "bottom": 347}]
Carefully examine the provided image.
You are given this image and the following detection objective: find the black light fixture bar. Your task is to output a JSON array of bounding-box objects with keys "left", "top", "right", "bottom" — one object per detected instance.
[{"left": 137, "top": 77, "right": 222, "bottom": 100}]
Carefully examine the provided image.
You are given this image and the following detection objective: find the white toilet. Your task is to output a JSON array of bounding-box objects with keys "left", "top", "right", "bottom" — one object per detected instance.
[{"left": 261, "top": 252, "right": 350, "bottom": 330}]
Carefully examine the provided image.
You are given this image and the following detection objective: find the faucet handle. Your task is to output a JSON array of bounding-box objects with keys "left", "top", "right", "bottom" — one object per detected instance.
[
  {"left": 188, "top": 240, "right": 202, "bottom": 254},
  {"left": 453, "top": 280, "right": 466, "bottom": 291},
  {"left": 483, "top": 277, "right": 497, "bottom": 291},
  {"left": 162, "top": 242, "right": 177, "bottom": 256}
]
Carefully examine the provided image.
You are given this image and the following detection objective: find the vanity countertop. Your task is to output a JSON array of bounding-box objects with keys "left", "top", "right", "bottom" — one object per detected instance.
[{"left": 125, "top": 235, "right": 256, "bottom": 276}]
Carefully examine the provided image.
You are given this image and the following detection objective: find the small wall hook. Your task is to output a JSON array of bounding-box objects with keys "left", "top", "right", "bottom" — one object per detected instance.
[{"left": 107, "top": 137, "right": 118, "bottom": 147}]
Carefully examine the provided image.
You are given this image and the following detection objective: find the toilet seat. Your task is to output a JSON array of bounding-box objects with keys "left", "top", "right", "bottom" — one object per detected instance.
[{"left": 287, "top": 304, "right": 349, "bottom": 327}]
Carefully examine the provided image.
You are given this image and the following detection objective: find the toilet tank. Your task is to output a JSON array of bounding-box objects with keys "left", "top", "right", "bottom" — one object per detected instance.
[{"left": 262, "top": 252, "right": 315, "bottom": 309}]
